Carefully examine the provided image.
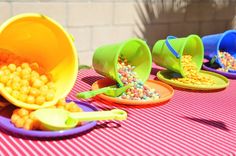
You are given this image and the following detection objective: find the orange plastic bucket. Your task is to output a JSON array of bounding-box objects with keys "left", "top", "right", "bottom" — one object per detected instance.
[{"left": 0, "top": 13, "right": 78, "bottom": 109}]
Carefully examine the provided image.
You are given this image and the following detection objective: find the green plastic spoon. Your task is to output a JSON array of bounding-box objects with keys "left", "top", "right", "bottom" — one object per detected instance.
[
  {"left": 76, "top": 84, "right": 131, "bottom": 99},
  {"left": 34, "top": 108, "right": 127, "bottom": 131}
]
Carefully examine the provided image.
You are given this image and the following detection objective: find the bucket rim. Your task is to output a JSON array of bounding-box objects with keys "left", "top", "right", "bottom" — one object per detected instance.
[
  {"left": 114, "top": 38, "right": 152, "bottom": 86},
  {"left": 216, "top": 29, "right": 236, "bottom": 68}
]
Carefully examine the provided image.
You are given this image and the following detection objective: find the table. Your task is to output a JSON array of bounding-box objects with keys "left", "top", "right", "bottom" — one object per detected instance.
[{"left": 1, "top": 67, "right": 236, "bottom": 156}]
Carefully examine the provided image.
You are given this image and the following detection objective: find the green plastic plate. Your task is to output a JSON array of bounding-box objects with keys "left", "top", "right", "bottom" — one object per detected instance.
[{"left": 157, "top": 70, "right": 229, "bottom": 90}]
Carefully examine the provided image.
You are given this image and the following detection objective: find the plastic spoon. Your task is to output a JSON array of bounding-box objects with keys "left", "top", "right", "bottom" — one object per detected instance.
[
  {"left": 76, "top": 84, "right": 131, "bottom": 99},
  {"left": 34, "top": 108, "right": 127, "bottom": 131}
]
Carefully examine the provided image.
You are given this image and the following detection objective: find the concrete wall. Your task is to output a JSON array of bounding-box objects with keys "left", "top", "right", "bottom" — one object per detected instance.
[{"left": 1, "top": 0, "right": 236, "bottom": 65}]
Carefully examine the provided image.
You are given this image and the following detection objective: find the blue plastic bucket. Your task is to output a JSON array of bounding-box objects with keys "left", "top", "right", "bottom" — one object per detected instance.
[{"left": 202, "top": 30, "right": 236, "bottom": 70}]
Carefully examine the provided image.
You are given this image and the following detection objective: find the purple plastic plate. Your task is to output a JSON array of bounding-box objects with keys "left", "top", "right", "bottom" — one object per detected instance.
[
  {"left": 202, "top": 61, "right": 236, "bottom": 79},
  {"left": 0, "top": 100, "right": 98, "bottom": 138}
]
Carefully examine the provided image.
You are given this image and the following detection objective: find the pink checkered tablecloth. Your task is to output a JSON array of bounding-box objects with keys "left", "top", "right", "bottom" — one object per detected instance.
[{"left": 1, "top": 66, "right": 236, "bottom": 156}]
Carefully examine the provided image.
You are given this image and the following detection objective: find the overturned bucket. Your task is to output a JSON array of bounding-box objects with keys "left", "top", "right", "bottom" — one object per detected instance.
[
  {"left": 202, "top": 30, "right": 236, "bottom": 70},
  {"left": 0, "top": 13, "right": 78, "bottom": 109},
  {"left": 152, "top": 35, "right": 204, "bottom": 77},
  {"left": 92, "top": 38, "right": 152, "bottom": 86}
]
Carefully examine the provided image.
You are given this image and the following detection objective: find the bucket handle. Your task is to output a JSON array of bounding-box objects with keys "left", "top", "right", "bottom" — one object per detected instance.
[
  {"left": 165, "top": 36, "right": 180, "bottom": 58},
  {"left": 210, "top": 55, "right": 218, "bottom": 65}
]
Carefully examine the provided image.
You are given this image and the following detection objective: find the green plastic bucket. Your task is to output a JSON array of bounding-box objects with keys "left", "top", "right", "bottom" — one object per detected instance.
[
  {"left": 92, "top": 38, "right": 152, "bottom": 86},
  {"left": 152, "top": 35, "right": 204, "bottom": 77}
]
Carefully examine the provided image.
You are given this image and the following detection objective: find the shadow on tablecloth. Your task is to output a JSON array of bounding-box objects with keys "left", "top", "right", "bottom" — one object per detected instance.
[
  {"left": 151, "top": 67, "right": 163, "bottom": 76},
  {"left": 81, "top": 76, "right": 104, "bottom": 86},
  {"left": 183, "top": 116, "right": 230, "bottom": 132},
  {"left": 95, "top": 121, "right": 121, "bottom": 129}
]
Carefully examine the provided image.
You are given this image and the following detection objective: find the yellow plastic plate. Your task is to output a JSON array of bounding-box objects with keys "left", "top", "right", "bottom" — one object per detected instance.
[{"left": 157, "top": 70, "right": 229, "bottom": 90}]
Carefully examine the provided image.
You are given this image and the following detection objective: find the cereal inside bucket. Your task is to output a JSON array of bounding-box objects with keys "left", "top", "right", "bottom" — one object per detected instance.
[
  {"left": 0, "top": 51, "right": 56, "bottom": 105},
  {"left": 216, "top": 51, "right": 236, "bottom": 72},
  {"left": 117, "top": 55, "right": 160, "bottom": 100}
]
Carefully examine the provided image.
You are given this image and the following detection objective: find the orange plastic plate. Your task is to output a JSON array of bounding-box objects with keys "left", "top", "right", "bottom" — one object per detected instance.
[{"left": 91, "top": 78, "right": 174, "bottom": 105}]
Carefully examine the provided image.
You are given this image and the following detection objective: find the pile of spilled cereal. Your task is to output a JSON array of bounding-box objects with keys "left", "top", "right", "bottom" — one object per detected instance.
[
  {"left": 217, "top": 51, "right": 236, "bottom": 72},
  {"left": 117, "top": 56, "right": 160, "bottom": 100},
  {"left": 172, "top": 55, "right": 215, "bottom": 85},
  {"left": 10, "top": 98, "right": 83, "bottom": 130}
]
